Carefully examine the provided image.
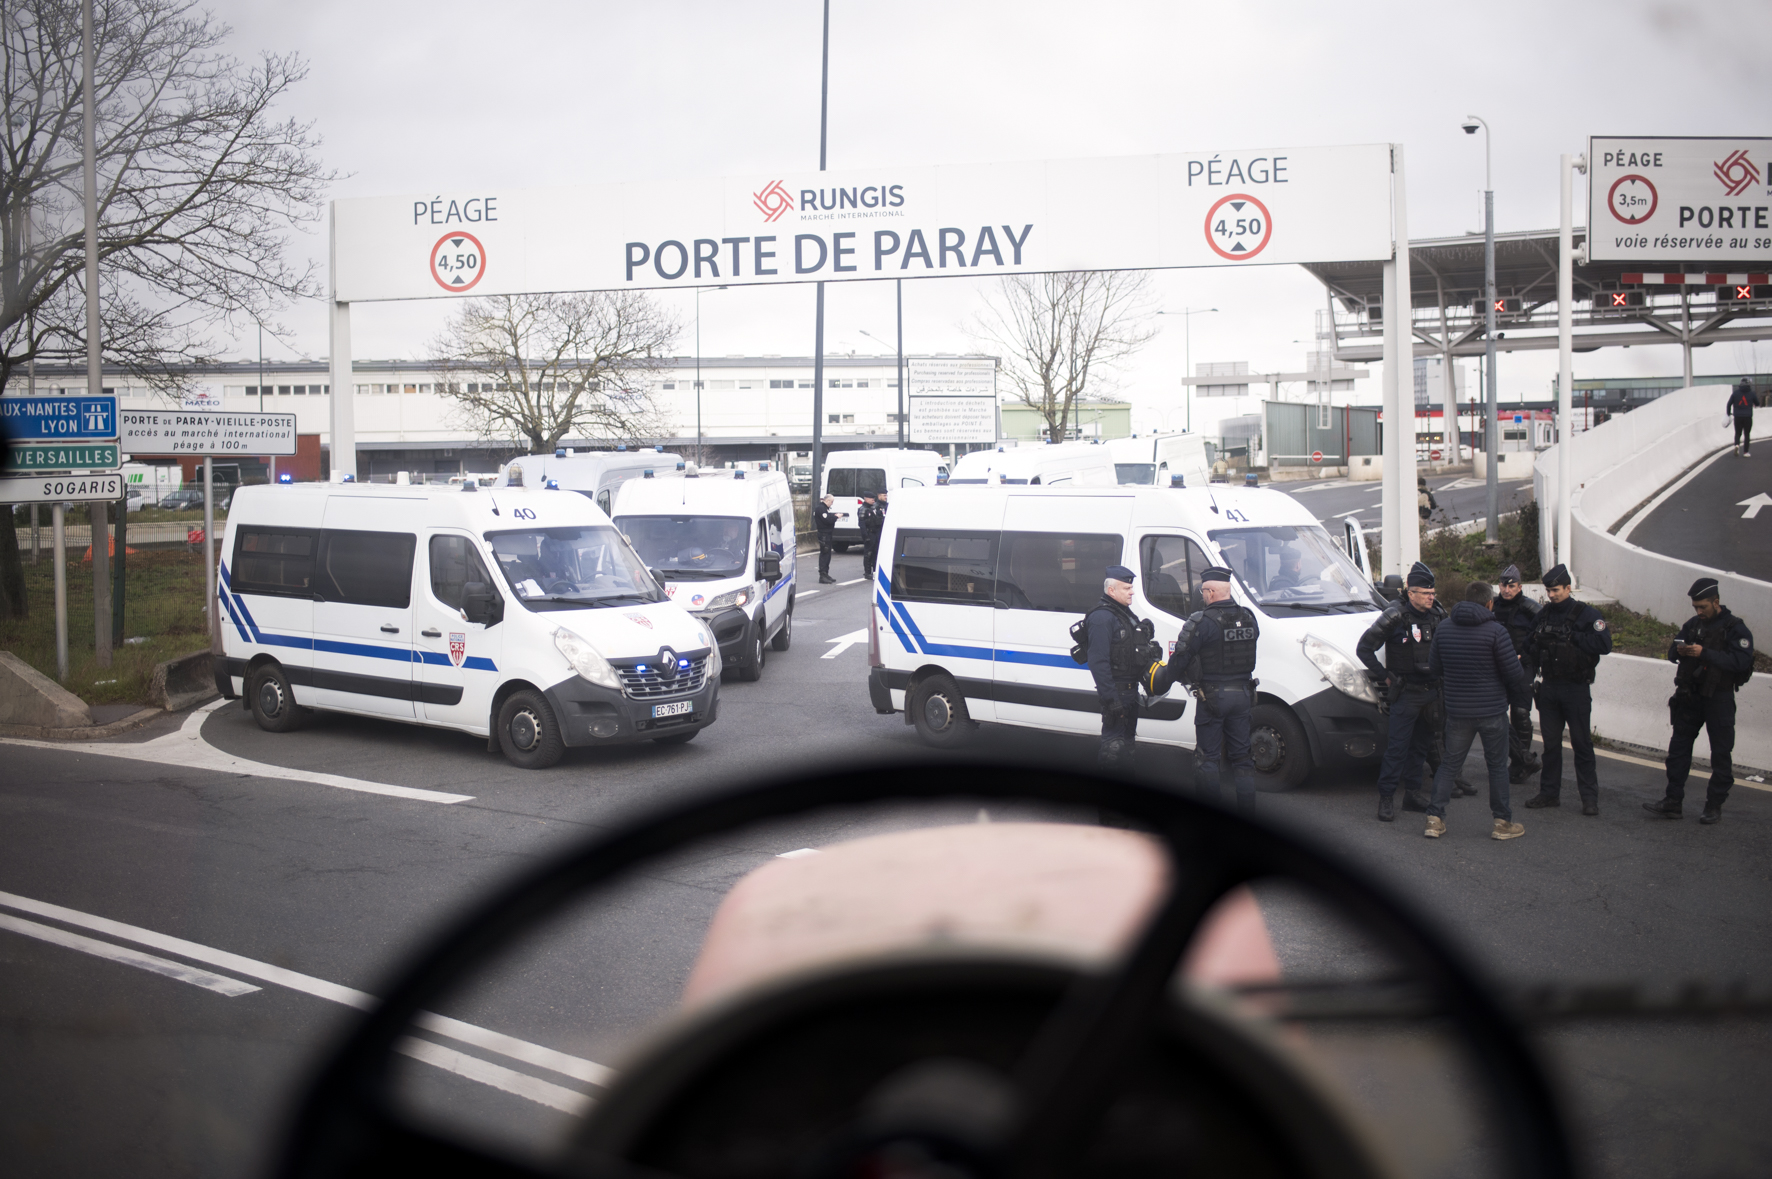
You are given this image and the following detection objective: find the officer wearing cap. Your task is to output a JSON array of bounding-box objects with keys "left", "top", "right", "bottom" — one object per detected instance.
[
  {"left": 1520, "top": 564, "right": 1613, "bottom": 815},
  {"left": 1153, "top": 566, "right": 1261, "bottom": 813},
  {"left": 1490, "top": 564, "right": 1543, "bottom": 783},
  {"left": 1358, "top": 561, "right": 1451, "bottom": 821},
  {"left": 1644, "top": 577, "right": 1756, "bottom": 823},
  {"left": 1268, "top": 547, "right": 1305, "bottom": 592},
  {"left": 1086, "top": 565, "right": 1159, "bottom": 772}
]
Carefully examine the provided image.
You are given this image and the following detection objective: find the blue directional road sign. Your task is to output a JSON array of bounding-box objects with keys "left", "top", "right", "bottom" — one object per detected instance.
[{"left": 0, "top": 395, "right": 118, "bottom": 442}]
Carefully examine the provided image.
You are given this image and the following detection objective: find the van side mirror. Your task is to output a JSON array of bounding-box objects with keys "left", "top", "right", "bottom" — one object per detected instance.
[
  {"left": 650, "top": 567, "right": 668, "bottom": 591},
  {"left": 757, "top": 551, "right": 782, "bottom": 582},
  {"left": 463, "top": 581, "right": 503, "bottom": 626}
]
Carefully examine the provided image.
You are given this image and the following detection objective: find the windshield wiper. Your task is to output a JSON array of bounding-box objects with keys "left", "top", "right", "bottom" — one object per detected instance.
[{"left": 657, "top": 568, "right": 735, "bottom": 580}]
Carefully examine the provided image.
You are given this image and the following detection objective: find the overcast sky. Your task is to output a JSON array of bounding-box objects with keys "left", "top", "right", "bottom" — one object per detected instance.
[{"left": 217, "top": 0, "right": 1772, "bottom": 434}]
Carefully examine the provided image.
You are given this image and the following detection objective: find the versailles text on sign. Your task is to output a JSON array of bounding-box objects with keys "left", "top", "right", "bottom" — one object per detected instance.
[{"left": 4, "top": 442, "right": 120, "bottom": 473}]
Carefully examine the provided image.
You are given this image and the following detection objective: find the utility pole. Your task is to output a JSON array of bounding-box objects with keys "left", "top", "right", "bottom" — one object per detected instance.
[
  {"left": 809, "top": 0, "right": 830, "bottom": 500},
  {"left": 84, "top": 0, "right": 111, "bottom": 668},
  {"left": 896, "top": 280, "right": 904, "bottom": 447},
  {"left": 1464, "top": 115, "right": 1500, "bottom": 543}
]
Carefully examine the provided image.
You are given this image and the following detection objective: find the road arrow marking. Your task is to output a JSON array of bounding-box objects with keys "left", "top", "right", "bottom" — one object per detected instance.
[
  {"left": 1738, "top": 493, "right": 1772, "bottom": 519},
  {"left": 822, "top": 628, "right": 868, "bottom": 659}
]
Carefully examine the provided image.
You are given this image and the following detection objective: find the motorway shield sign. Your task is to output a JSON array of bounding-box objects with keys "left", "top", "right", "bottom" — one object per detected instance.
[
  {"left": 0, "top": 395, "right": 118, "bottom": 441},
  {"left": 4, "top": 441, "right": 121, "bottom": 473}
]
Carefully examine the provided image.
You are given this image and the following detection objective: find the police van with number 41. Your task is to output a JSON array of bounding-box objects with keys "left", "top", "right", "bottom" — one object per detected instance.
[
  {"left": 867, "top": 484, "right": 1388, "bottom": 788},
  {"left": 216, "top": 482, "right": 721, "bottom": 769}
]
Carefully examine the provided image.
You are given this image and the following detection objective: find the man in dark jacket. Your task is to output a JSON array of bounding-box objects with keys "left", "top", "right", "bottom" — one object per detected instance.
[
  {"left": 812, "top": 494, "right": 842, "bottom": 584},
  {"left": 1520, "top": 563, "right": 1613, "bottom": 815},
  {"left": 1424, "top": 581, "right": 1533, "bottom": 840},
  {"left": 1644, "top": 577, "right": 1757, "bottom": 823},
  {"left": 1087, "top": 565, "right": 1158, "bottom": 772},
  {"left": 858, "top": 492, "right": 884, "bottom": 577},
  {"left": 1154, "top": 566, "right": 1260, "bottom": 813},
  {"left": 1726, "top": 378, "right": 1755, "bottom": 457},
  {"left": 1489, "top": 564, "right": 1542, "bottom": 783},
  {"left": 1357, "top": 561, "right": 1446, "bottom": 821}
]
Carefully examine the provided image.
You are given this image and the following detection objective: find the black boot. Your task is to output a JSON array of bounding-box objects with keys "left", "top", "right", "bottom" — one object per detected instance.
[
  {"left": 1377, "top": 795, "right": 1395, "bottom": 822},
  {"left": 1700, "top": 802, "right": 1723, "bottom": 825},
  {"left": 1581, "top": 800, "right": 1599, "bottom": 816},
  {"left": 1402, "top": 790, "right": 1431, "bottom": 812},
  {"left": 1642, "top": 797, "right": 1683, "bottom": 819},
  {"left": 1524, "top": 793, "right": 1560, "bottom": 808}
]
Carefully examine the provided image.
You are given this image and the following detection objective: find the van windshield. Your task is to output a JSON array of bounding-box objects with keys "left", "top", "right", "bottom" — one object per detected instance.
[
  {"left": 1115, "top": 463, "right": 1157, "bottom": 485},
  {"left": 1206, "top": 525, "right": 1380, "bottom": 616},
  {"left": 485, "top": 526, "right": 665, "bottom": 610},
  {"left": 615, "top": 515, "right": 752, "bottom": 580}
]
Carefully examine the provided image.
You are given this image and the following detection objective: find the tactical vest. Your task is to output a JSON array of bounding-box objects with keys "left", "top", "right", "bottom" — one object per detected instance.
[
  {"left": 1536, "top": 605, "right": 1600, "bottom": 683},
  {"left": 1384, "top": 606, "right": 1440, "bottom": 678},
  {"left": 1674, "top": 615, "right": 1748, "bottom": 696},
  {"left": 1073, "top": 602, "right": 1147, "bottom": 681},
  {"left": 1196, "top": 603, "right": 1260, "bottom": 680}
]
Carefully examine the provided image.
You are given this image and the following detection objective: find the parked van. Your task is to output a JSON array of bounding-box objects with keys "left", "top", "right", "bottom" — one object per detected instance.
[
  {"left": 612, "top": 467, "right": 796, "bottom": 682},
  {"left": 216, "top": 483, "right": 722, "bottom": 769},
  {"left": 821, "top": 449, "right": 945, "bottom": 548},
  {"left": 946, "top": 442, "right": 1117, "bottom": 489},
  {"left": 1107, "top": 433, "right": 1216, "bottom": 489},
  {"left": 495, "top": 447, "right": 683, "bottom": 515},
  {"left": 866, "top": 485, "right": 1388, "bottom": 788}
]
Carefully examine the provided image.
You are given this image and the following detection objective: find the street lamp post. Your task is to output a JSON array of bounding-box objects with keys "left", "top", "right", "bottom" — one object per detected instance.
[
  {"left": 1156, "top": 308, "right": 1217, "bottom": 433},
  {"left": 1463, "top": 115, "right": 1499, "bottom": 543}
]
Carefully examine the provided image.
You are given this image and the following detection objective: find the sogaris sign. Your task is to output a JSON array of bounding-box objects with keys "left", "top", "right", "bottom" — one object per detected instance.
[{"left": 330, "top": 145, "right": 1395, "bottom": 303}]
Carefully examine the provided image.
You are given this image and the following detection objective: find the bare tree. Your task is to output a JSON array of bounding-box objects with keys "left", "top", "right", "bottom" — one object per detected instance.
[
  {"left": 0, "top": 0, "right": 333, "bottom": 617},
  {"left": 972, "top": 271, "right": 1157, "bottom": 441},
  {"left": 430, "top": 292, "right": 680, "bottom": 455}
]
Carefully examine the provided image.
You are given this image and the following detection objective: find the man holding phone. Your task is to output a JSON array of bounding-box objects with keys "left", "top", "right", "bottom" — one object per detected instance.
[{"left": 1645, "top": 578, "right": 1756, "bottom": 824}]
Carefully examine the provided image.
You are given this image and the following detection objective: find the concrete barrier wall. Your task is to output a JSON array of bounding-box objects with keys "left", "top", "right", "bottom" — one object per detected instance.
[
  {"left": 1589, "top": 653, "right": 1772, "bottom": 773},
  {"left": 1535, "top": 386, "right": 1772, "bottom": 628}
]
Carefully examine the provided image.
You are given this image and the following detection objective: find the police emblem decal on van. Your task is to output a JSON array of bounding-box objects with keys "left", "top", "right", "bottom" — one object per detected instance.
[
  {"left": 626, "top": 613, "right": 653, "bottom": 629},
  {"left": 449, "top": 633, "right": 467, "bottom": 667}
]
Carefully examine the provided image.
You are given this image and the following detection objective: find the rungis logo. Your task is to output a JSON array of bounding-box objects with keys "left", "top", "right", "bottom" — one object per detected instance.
[
  {"left": 752, "top": 180, "right": 794, "bottom": 223},
  {"left": 1713, "top": 149, "right": 1760, "bottom": 197}
]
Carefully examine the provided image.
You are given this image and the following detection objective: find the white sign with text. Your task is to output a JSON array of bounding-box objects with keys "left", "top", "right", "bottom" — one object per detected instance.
[
  {"left": 120, "top": 410, "right": 297, "bottom": 456},
  {"left": 1588, "top": 136, "right": 1771, "bottom": 262}
]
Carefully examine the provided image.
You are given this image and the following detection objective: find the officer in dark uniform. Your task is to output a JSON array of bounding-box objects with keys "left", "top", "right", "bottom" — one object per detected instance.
[
  {"left": 858, "top": 492, "right": 885, "bottom": 578},
  {"left": 1520, "top": 563, "right": 1613, "bottom": 815},
  {"left": 1358, "top": 561, "right": 1448, "bottom": 821},
  {"left": 1644, "top": 577, "right": 1757, "bottom": 824},
  {"left": 1489, "top": 564, "right": 1543, "bottom": 783},
  {"left": 1086, "top": 565, "right": 1159, "bottom": 772},
  {"left": 1726, "top": 378, "right": 1754, "bottom": 457},
  {"left": 812, "top": 494, "right": 842, "bottom": 584},
  {"left": 1151, "top": 566, "right": 1261, "bottom": 813}
]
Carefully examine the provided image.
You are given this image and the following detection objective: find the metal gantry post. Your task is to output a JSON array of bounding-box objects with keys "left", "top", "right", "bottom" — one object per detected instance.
[
  {"left": 328, "top": 204, "right": 357, "bottom": 482},
  {"left": 203, "top": 455, "right": 215, "bottom": 638},
  {"left": 1556, "top": 153, "right": 1579, "bottom": 574},
  {"left": 53, "top": 503, "right": 68, "bottom": 681},
  {"left": 896, "top": 279, "right": 905, "bottom": 448},
  {"left": 1392, "top": 145, "right": 1420, "bottom": 573},
  {"left": 1483, "top": 192, "right": 1499, "bottom": 543},
  {"left": 808, "top": 0, "right": 831, "bottom": 502},
  {"left": 84, "top": 0, "right": 112, "bottom": 668}
]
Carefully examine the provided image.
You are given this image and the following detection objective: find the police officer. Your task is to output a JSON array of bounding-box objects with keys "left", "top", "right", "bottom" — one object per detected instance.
[
  {"left": 1520, "top": 564, "right": 1612, "bottom": 815},
  {"left": 1644, "top": 578, "right": 1756, "bottom": 824},
  {"left": 858, "top": 491, "right": 886, "bottom": 578},
  {"left": 1086, "top": 565, "right": 1158, "bottom": 772},
  {"left": 1489, "top": 564, "right": 1543, "bottom": 783},
  {"left": 1152, "top": 566, "right": 1261, "bottom": 812},
  {"left": 812, "top": 494, "right": 842, "bottom": 584},
  {"left": 1358, "top": 561, "right": 1447, "bottom": 821}
]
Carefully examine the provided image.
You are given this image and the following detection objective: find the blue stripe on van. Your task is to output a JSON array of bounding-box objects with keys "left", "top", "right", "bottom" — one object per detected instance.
[
  {"left": 878, "top": 564, "right": 1089, "bottom": 670},
  {"left": 889, "top": 600, "right": 996, "bottom": 663},
  {"left": 879, "top": 593, "right": 918, "bottom": 653}
]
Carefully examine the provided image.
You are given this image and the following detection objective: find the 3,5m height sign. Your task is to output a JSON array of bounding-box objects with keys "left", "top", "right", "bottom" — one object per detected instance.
[
  {"left": 1589, "top": 136, "right": 1772, "bottom": 262},
  {"left": 332, "top": 145, "right": 1397, "bottom": 301}
]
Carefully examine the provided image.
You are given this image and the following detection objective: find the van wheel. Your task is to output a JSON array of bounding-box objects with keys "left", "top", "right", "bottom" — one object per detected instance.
[
  {"left": 653, "top": 728, "right": 699, "bottom": 745},
  {"left": 497, "top": 689, "right": 565, "bottom": 770},
  {"left": 910, "top": 674, "right": 975, "bottom": 749},
  {"left": 770, "top": 604, "right": 793, "bottom": 651},
  {"left": 736, "top": 620, "right": 766, "bottom": 682},
  {"left": 832, "top": 543, "right": 849, "bottom": 553},
  {"left": 248, "top": 663, "right": 307, "bottom": 733},
  {"left": 1249, "top": 702, "right": 1311, "bottom": 791}
]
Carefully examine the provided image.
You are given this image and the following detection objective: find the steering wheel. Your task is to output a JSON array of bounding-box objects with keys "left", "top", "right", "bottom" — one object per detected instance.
[
  {"left": 276, "top": 765, "right": 1575, "bottom": 1179},
  {"left": 543, "top": 579, "right": 577, "bottom": 596}
]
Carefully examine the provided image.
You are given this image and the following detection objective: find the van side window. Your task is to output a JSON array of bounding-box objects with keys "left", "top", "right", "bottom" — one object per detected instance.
[
  {"left": 996, "top": 532, "right": 1124, "bottom": 613},
  {"left": 891, "top": 531, "right": 997, "bottom": 605},
  {"left": 900, "top": 476, "right": 923, "bottom": 488},
  {"left": 232, "top": 527, "right": 317, "bottom": 597},
  {"left": 429, "top": 535, "right": 494, "bottom": 611},
  {"left": 597, "top": 490, "right": 611, "bottom": 515},
  {"left": 1140, "top": 535, "right": 1212, "bottom": 619},
  {"left": 853, "top": 467, "right": 886, "bottom": 497},
  {"left": 826, "top": 469, "right": 854, "bottom": 497},
  {"left": 766, "top": 509, "right": 785, "bottom": 553},
  {"left": 316, "top": 530, "right": 416, "bottom": 608}
]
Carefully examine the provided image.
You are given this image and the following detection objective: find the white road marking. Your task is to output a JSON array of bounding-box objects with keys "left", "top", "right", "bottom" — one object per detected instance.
[
  {"left": 837, "top": 577, "right": 866, "bottom": 586},
  {"left": 1333, "top": 508, "right": 1365, "bottom": 518},
  {"left": 0, "top": 912, "right": 261, "bottom": 997},
  {"left": 797, "top": 589, "right": 821, "bottom": 598},
  {"left": 0, "top": 889, "right": 612, "bottom": 1097},
  {"left": 821, "top": 628, "right": 869, "bottom": 659},
  {"left": 395, "top": 1037, "right": 592, "bottom": 1116},
  {"left": 1616, "top": 446, "right": 1732, "bottom": 541},
  {"left": 776, "top": 847, "right": 819, "bottom": 859},
  {"left": 0, "top": 701, "right": 473, "bottom": 805},
  {"left": 1737, "top": 492, "right": 1771, "bottom": 520},
  {"left": 1566, "top": 742, "right": 1771, "bottom": 792}
]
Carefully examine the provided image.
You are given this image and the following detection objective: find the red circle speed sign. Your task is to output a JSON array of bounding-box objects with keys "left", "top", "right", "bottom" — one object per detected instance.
[
  {"left": 431, "top": 232, "right": 487, "bottom": 292},
  {"left": 1204, "top": 193, "right": 1273, "bottom": 261}
]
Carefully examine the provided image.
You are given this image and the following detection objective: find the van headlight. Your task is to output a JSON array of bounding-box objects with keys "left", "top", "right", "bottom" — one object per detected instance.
[
  {"left": 697, "top": 620, "right": 722, "bottom": 677},
  {"left": 1302, "top": 634, "right": 1382, "bottom": 705},
  {"left": 705, "top": 585, "right": 754, "bottom": 610},
  {"left": 553, "top": 627, "right": 621, "bottom": 690}
]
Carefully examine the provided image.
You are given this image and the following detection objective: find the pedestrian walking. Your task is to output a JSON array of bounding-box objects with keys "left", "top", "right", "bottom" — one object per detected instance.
[
  {"left": 813, "top": 494, "right": 843, "bottom": 584},
  {"left": 1423, "top": 581, "right": 1533, "bottom": 840},
  {"left": 1521, "top": 564, "right": 1613, "bottom": 815},
  {"left": 1154, "top": 566, "right": 1261, "bottom": 813},
  {"left": 1490, "top": 564, "right": 1544, "bottom": 783},
  {"left": 1726, "top": 377, "right": 1755, "bottom": 457},
  {"left": 1358, "top": 561, "right": 1450, "bottom": 821},
  {"left": 1083, "top": 565, "right": 1157, "bottom": 773},
  {"left": 1644, "top": 578, "right": 1756, "bottom": 824}
]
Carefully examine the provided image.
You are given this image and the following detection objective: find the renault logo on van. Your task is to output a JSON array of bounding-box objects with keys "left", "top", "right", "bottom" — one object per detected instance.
[{"left": 658, "top": 648, "right": 678, "bottom": 679}]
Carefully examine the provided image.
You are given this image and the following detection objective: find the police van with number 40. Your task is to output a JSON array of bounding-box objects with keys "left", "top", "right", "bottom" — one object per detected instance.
[
  {"left": 867, "top": 484, "right": 1388, "bottom": 787},
  {"left": 215, "top": 482, "right": 721, "bottom": 769}
]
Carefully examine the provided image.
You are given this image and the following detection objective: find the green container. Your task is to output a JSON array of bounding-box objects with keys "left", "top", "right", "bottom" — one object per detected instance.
[{"left": 4, "top": 441, "right": 120, "bottom": 472}]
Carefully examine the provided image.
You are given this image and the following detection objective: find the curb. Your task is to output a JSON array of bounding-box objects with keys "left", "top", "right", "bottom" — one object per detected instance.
[
  {"left": 0, "top": 705, "right": 169, "bottom": 741},
  {"left": 1589, "top": 733, "right": 1770, "bottom": 783}
]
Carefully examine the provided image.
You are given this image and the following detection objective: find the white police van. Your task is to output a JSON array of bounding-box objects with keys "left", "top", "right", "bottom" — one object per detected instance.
[
  {"left": 215, "top": 482, "right": 721, "bottom": 769},
  {"left": 866, "top": 484, "right": 1387, "bottom": 787},
  {"left": 821, "top": 448, "right": 946, "bottom": 549},
  {"left": 1106, "top": 433, "right": 1215, "bottom": 489},
  {"left": 612, "top": 466, "right": 795, "bottom": 682},
  {"left": 946, "top": 442, "right": 1117, "bottom": 488},
  {"left": 495, "top": 446, "right": 682, "bottom": 515}
]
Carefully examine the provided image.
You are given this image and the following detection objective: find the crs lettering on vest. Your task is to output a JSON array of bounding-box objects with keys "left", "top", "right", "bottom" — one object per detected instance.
[{"left": 1225, "top": 626, "right": 1257, "bottom": 641}]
